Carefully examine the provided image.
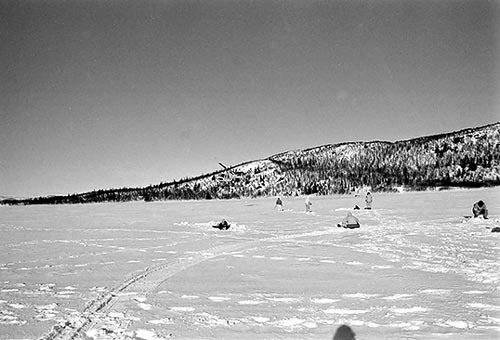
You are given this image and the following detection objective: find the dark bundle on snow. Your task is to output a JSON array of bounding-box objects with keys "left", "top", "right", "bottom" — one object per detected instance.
[
  {"left": 333, "top": 324, "right": 356, "bottom": 340},
  {"left": 213, "top": 220, "right": 230, "bottom": 230}
]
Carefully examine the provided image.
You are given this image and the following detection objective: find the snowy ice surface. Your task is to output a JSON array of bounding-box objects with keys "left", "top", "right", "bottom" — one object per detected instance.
[{"left": 0, "top": 187, "right": 499, "bottom": 340}]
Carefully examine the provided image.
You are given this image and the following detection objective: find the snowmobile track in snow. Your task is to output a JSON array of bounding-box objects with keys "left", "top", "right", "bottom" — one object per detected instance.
[{"left": 38, "top": 228, "right": 334, "bottom": 340}]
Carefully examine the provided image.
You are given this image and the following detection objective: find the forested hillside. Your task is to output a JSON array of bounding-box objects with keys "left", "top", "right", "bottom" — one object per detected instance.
[{"left": 3, "top": 123, "right": 499, "bottom": 205}]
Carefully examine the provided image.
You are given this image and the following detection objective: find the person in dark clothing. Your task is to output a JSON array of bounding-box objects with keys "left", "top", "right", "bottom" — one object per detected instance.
[
  {"left": 365, "top": 192, "right": 373, "bottom": 209},
  {"left": 275, "top": 197, "right": 283, "bottom": 211},
  {"left": 213, "top": 219, "right": 230, "bottom": 230},
  {"left": 472, "top": 200, "right": 488, "bottom": 219}
]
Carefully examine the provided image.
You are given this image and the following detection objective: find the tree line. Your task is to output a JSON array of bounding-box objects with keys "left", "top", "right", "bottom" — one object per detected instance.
[{"left": 2, "top": 123, "right": 499, "bottom": 205}]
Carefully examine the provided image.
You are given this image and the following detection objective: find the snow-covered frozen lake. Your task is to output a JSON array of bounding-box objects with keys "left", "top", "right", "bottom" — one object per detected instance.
[{"left": 1, "top": 188, "right": 499, "bottom": 340}]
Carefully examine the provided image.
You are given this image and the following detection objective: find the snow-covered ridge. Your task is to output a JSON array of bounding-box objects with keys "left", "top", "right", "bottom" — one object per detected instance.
[{"left": 2, "top": 123, "right": 499, "bottom": 204}]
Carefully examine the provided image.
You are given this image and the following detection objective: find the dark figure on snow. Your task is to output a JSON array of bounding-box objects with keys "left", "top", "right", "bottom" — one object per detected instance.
[
  {"left": 365, "top": 192, "right": 373, "bottom": 209},
  {"left": 333, "top": 324, "right": 356, "bottom": 340},
  {"left": 472, "top": 200, "right": 488, "bottom": 219},
  {"left": 213, "top": 219, "right": 230, "bottom": 230},
  {"left": 275, "top": 197, "right": 283, "bottom": 211}
]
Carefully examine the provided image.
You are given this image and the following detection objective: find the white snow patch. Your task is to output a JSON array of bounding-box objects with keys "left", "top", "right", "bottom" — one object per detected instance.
[
  {"left": 343, "top": 293, "right": 379, "bottom": 299},
  {"left": 251, "top": 316, "right": 270, "bottom": 323},
  {"left": 390, "top": 306, "right": 429, "bottom": 314},
  {"left": 135, "top": 329, "right": 164, "bottom": 340},
  {"left": 266, "top": 297, "right": 300, "bottom": 303},
  {"left": 303, "top": 321, "right": 318, "bottom": 328},
  {"left": 238, "top": 300, "right": 266, "bottom": 305},
  {"left": 108, "top": 312, "right": 125, "bottom": 318},
  {"left": 273, "top": 318, "right": 305, "bottom": 328},
  {"left": 324, "top": 308, "right": 369, "bottom": 315},
  {"left": 463, "top": 290, "right": 489, "bottom": 295},
  {"left": 170, "top": 306, "right": 195, "bottom": 312},
  {"left": 116, "top": 292, "right": 138, "bottom": 296},
  {"left": 8, "top": 303, "right": 26, "bottom": 309},
  {"left": 467, "top": 303, "right": 500, "bottom": 311},
  {"left": 420, "top": 289, "right": 451, "bottom": 295},
  {"left": 269, "top": 256, "right": 286, "bottom": 260},
  {"left": 436, "top": 320, "right": 471, "bottom": 329},
  {"left": 148, "top": 318, "right": 174, "bottom": 325},
  {"left": 85, "top": 329, "right": 99, "bottom": 338},
  {"left": 208, "top": 296, "right": 231, "bottom": 302},
  {"left": 346, "top": 261, "right": 363, "bottom": 266},
  {"left": 35, "top": 303, "right": 57, "bottom": 310},
  {"left": 350, "top": 320, "right": 365, "bottom": 326},
  {"left": 311, "top": 298, "right": 339, "bottom": 304},
  {"left": 381, "top": 294, "right": 414, "bottom": 300},
  {"left": 174, "top": 221, "right": 190, "bottom": 226},
  {"left": 137, "top": 303, "right": 152, "bottom": 310},
  {"left": 387, "top": 322, "right": 413, "bottom": 328}
]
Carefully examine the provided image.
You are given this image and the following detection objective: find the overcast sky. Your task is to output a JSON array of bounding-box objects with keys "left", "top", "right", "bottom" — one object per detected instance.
[{"left": 1, "top": 0, "right": 499, "bottom": 197}]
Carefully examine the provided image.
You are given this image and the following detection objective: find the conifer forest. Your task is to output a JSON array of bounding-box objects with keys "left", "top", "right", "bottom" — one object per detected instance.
[{"left": 3, "top": 123, "right": 499, "bottom": 205}]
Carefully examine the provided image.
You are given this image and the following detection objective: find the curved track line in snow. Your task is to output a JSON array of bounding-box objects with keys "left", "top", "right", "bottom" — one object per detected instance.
[{"left": 38, "top": 228, "right": 335, "bottom": 340}]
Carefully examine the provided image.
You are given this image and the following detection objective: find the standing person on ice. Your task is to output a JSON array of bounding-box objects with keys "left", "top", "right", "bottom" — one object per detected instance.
[
  {"left": 472, "top": 200, "right": 488, "bottom": 219},
  {"left": 274, "top": 197, "right": 283, "bottom": 211},
  {"left": 305, "top": 196, "right": 312, "bottom": 213},
  {"left": 365, "top": 192, "right": 373, "bottom": 209}
]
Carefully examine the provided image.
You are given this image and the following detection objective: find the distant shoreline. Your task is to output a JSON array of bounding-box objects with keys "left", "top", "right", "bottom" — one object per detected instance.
[
  {"left": 2, "top": 185, "right": 498, "bottom": 207},
  {"left": 3, "top": 122, "right": 499, "bottom": 206}
]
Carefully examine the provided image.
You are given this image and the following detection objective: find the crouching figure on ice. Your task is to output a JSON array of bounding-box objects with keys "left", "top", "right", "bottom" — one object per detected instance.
[
  {"left": 472, "top": 200, "right": 488, "bottom": 219},
  {"left": 337, "top": 212, "right": 360, "bottom": 229},
  {"left": 212, "top": 219, "right": 231, "bottom": 230}
]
